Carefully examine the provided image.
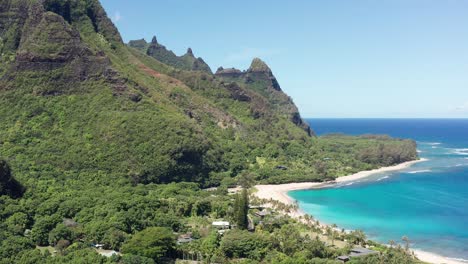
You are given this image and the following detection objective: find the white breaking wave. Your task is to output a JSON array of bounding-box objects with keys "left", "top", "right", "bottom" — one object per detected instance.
[
  {"left": 344, "top": 182, "right": 354, "bottom": 186},
  {"left": 407, "top": 170, "right": 432, "bottom": 174},
  {"left": 376, "top": 176, "right": 390, "bottom": 181},
  {"left": 447, "top": 257, "right": 468, "bottom": 263},
  {"left": 453, "top": 148, "right": 468, "bottom": 155},
  {"left": 423, "top": 142, "right": 441, "bottom": 145}
]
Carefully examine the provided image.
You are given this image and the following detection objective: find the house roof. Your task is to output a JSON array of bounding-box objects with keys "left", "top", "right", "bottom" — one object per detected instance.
[
  {"left": 349, "top": 247, "right": 378, "bottom": 257},
  {"left": 177, "top": 237, "right": 194, "bottom": 244},
  {"left": 212, "top": 221, "right": 230, "bottom": 226},
  {"left": 97, "top": 250, "right": 121, "bottom": 257}
]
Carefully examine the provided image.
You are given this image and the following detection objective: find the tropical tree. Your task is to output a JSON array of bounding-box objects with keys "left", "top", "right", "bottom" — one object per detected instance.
[
  {"left": 121, "top": 227, "right": 175, "bottom": 262},
  {"left": 402, "top": 236, "right": 410, "bottom": 252},
  {"left": 233, "top": 188, "right": 249, "bottom": 229}
]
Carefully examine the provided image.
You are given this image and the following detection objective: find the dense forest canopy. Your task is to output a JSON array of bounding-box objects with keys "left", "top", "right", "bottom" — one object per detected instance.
[{"left": 0, "top": 0, "right": 421, "bottom": 263}]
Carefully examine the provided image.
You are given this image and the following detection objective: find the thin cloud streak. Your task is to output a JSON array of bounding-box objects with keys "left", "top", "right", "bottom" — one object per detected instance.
[
  {"left": 454, "top": 101, "right": 468, "bottom": 112},
  {"left": 112, "top": 11, "right": 122, "bottom": 23}
]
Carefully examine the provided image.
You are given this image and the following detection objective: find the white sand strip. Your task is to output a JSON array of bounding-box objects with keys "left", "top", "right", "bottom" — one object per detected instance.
[{"left": 413, "top": 250, "right": 467, "bottom": 264}]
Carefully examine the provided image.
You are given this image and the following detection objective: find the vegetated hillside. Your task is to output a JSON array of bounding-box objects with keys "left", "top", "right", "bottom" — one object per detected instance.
[
  {"left": 0, "top": 159, "right": 23, "bottom": 198},
  {"left": 1, "top": 0, "right": 321, "bottom": 188},
  {"left": 0, "top": 1, "right": 421, "bottom": 263},
  {"left": 0, "top": 0, "right": 417, "bottom": 189}
]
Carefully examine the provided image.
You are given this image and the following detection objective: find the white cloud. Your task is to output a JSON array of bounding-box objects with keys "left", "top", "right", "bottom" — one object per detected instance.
[
  {"left": 112, "top": 11, "right": 122, "bottom": 23},
  {"left": 453, "top": 101, "right": 468, "bottom": 112},
  {"left": 224, "top": 47, "right": 280, "bottom": 63}
]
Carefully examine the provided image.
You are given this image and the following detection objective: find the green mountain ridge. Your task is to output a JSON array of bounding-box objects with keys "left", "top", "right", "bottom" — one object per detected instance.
[
  {"left": 128, "top": 36, "right": 212, "bottom": 74},
  {"left": 0, "top": 0, "right": 418, "bottom": 188},
  {"left": 2, "top": 0, "right": 299, "bottom": 189}
]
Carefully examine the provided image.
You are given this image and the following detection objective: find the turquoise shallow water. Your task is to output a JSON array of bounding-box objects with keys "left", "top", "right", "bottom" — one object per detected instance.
[{"left": 289, "top": 119, "right": 468, "bottom": 261}]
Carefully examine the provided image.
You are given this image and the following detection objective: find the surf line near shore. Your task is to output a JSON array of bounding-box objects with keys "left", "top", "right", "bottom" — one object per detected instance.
[
  {"left": 252, "top": 158, "right": 467, "bottom": 264},
  {"left": 254, "top": 158, "right": 427, "bottom": 207}
]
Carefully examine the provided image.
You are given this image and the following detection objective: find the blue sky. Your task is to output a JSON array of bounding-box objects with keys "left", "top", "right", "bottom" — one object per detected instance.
[{"left": 101, "top": 0, "right": 468, "bottom": 118}]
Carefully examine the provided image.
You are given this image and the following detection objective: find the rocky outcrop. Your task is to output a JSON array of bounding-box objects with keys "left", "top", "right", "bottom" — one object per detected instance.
[
  {"left": 0, "top": 0, "right": 30, "bottom": 54},
  {"left": 215, "top": 67, "right": 244, "bottom": 78},
  {"left": 1, "top": 0, "right": 122, "bottom": 55},
  {"left": 248, "top": 58, "right": 272, "bottom": 73},
  {"left": 17, "top": 10, "right": 102, "bottom": 68},
  {"left": 129, "top": 36, "right": 212, "bottom": 74},
  {"left": 0, "top": 0, "right": 121, "bottom": 95},
  {"left": 180, "top": 47, "right": 212, "bottom": 73},
  {"left": 246, "top": 58, "right": 281, "bottom": 91},
  {"left": 214, "top": 58, "right": 281, "bottom": 91},
  {"left": 42, "top": 0, "right": 123, "bottom": 44},
  {"left": 192, "top": 57, "right": 209, "bottom": 72},
  {"left": 128, "top": 38, "right": 149, "bottom": 52},
  {"left": 225, "top": 82, "right": 251, "bottom": 102},
  {"left": 215, "top": 58, "right": 313, "bottom": 136}
]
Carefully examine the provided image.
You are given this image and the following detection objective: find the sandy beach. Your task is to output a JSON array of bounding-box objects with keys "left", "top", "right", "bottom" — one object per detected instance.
[
  {"left": 253, "top": 158, "right": 466, "bottom": 264},
  {"left": 254, "top": 159, "right": 427, "bottom": 207},
  {"left": 413, "top": 250, "right": 467, "bottom": 264}
]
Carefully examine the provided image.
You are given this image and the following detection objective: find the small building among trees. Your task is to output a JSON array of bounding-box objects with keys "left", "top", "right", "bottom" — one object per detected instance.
[
  {"left": 212, "top": 221, "right": 230, "bottom": 229},
  {"left": 177, "top": 233, "right": 194, "bottom": 244}
]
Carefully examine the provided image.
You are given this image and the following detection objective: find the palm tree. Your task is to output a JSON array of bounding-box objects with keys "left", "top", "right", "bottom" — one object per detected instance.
[
  {"left": 354, "top": 230, "right": 367, "bottom": 246},
  {"left": 325, "top": 226, "right": 332, "bottom": 237},
  {"left": 303, "top": 214, "right": 311, "bottom": 225},
  {"left": 402, "top": 236, "right": 410, "bottom": 252}
]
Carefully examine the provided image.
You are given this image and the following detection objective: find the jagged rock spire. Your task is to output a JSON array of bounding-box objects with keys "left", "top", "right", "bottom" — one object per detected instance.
[
  {"left": 186, "top": 47, "right": 194, "bottom": 56},
  {"left": 151, "top": 36, "right": 158, "bottom": 44},
  {"left": 248, "top": 58, "right": 272, "bottom": 73}
]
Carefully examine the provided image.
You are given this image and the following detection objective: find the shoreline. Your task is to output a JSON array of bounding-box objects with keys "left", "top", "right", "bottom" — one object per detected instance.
[
  {"left": 254, "top": 159, "right": 427, "bottom": 207},
  {"left": 253, "top": 158, "right": 467, "bottom": 264}
]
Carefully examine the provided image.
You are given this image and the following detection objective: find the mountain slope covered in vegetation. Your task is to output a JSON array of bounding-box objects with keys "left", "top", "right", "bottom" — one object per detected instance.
[{"left": 0, "top": 0, "right": 420, "bottom": 263}]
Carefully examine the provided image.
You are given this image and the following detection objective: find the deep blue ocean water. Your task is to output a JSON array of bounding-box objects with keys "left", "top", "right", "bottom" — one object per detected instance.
[{"left": 289, "top": 119, "right": 468, "bottom": 261}]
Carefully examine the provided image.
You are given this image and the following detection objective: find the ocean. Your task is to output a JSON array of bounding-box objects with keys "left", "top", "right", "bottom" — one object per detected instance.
[{"left": 289, "top": 118, "right": 468, "bottom": 261}]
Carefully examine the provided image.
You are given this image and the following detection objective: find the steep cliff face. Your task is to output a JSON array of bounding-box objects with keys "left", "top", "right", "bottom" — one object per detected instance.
[
  {"left": 129, "top": 36, "right": 212, "bottom": 74},
  {"left": 41, "top": 0, "right": 122, "bottom": 43},
  {"left": 247, "top": 58, "right": 282, "bottom": 91},
  {"left": 0, "top": 0, "right": 123, "bottom": 94},
  {"left": 13, "top": 9, "right": 110, "bottom": 88},
  {"left": 127, "top": 38, "right": 148, "bottom": 52},
  {"left": 0, "top": 0, "right": 29, "bottom": 76},
  {"left": 215, "top": 58, "right": 313, "bottom": 136},
  {"left": 0, "top": 0, "right": 29, "bottom": 52},
  {"left": 0, "top": 0, "right": 122, "bottom": 53}
]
